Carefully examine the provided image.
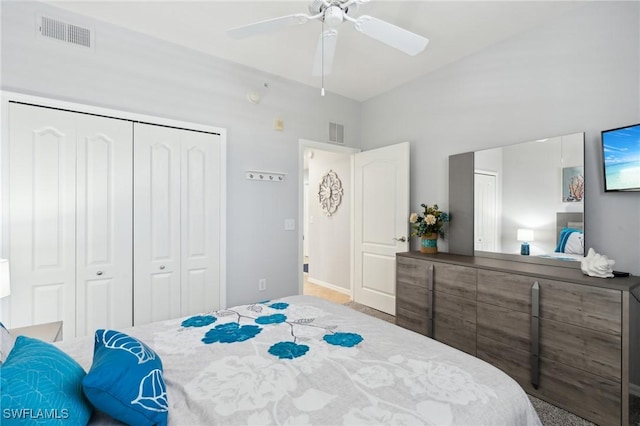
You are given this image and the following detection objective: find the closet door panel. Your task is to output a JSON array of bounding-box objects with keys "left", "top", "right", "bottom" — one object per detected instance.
[
  {"left": 181, "top": 132, "right": 222, "bottom": 315},
  {"left": 75, "top": 115, "right": 133, "bottom": 336},
  {"left": 134, "top": 123, "right": 181, "bottom": 325},
  {"left": 9, "top": 103, "right": 77, "bottom": 336}
]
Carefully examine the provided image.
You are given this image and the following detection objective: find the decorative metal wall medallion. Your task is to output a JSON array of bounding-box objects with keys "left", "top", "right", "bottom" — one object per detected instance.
[{"left": 318, "top": 170, "right": 343, "bottom": 216}]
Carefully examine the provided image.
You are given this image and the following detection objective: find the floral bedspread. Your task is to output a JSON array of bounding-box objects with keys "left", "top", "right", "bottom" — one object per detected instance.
[{"left": 57, "top": 295, "right": 541, "bottom": 425}]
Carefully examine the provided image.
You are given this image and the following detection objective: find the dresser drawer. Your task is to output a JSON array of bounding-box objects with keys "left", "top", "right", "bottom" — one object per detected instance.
[
  {"left": 396, "top": 280, "right": 430, "bottom": 316},
  {"left": 539, "top": 280, "right": 621, "bottom": 336},
  {"left": 477, "top": 269, "right": 531, "bottom": 313},
  {"left": 537, "top": 358, "right": 621, "bottom": 426},
  {"left": 433, "top": 291, "right": 476, "bottom": 355},
  {"left": 477, "top": 269, "right": 622, "bottom": 336},
  {"left": 396, "top": 256, "right": 429, "bottom": 289},
  {"left": 478, "top": 335, "right": 621, "bottom": 426},
  {"left": 477, "top": 334, "right": 530, "bottom": 385},
  {"left": 432, "top": 262, "right": 476, "bottom": 300},
  {"left": 540, "top": 317, "right": 621, "bottom": 381},
  {"left": 396, "top": 306, "right": 429, "bottom": 336},
  {"left": 477, "top": 302, "right": 529, "bottom": 353},
  {"left": 478, "top": 303, "right": 621, "bottom": 380}
]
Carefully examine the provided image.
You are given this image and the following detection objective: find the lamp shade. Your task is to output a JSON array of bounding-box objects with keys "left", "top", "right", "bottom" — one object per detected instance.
[
  {"left": 517, "top": 229, "right": 534, "bottom": 242},
  {"left": 0, "top": 259, "right": 10, "bottom": 299}
]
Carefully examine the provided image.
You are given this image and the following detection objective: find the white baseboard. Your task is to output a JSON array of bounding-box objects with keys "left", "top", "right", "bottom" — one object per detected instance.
[
  {"left": 630, "top": 383, "right": 640, "bottom": 397},
  {"left": 306, "top": 276, "right": 351, "bottom": 297}
]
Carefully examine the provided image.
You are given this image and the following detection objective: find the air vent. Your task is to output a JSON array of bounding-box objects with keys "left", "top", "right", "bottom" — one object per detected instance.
[
  {"left": 329, "top": 122, "right": 344, "bottom": 144},
  {"left": 37, "top": 15, "right": 93, "bottom": 49}
]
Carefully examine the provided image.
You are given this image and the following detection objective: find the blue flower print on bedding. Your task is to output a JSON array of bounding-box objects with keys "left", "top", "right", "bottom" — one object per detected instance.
[
  {"left": 323, "top": 332, "right": 364, "bottom": 347},
  {"left": 255, "top": 314, "right": 287, "bottom": 325},
  {"left": 268, "top": 342, "right": 309, "bottom": 359},
  {"left": 268, "top": 302, "right": 289, "bottom": 310},
  {"left": 181, "top": 315, "right": 217, "bottom": 328},
  {"left": 202, "top": 323, "right": 262, "bottom": 344}
]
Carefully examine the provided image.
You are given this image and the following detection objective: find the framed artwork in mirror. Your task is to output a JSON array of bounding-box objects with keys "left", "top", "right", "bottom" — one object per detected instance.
[{"left": 562, "top": 166, "right": 584, "bottom": 202}]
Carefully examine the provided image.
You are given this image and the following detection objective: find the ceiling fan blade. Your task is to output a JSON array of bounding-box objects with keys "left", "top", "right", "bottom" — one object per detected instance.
[
  {"left": 312, "top": 29, "right": 338, "bottom": 76},
  {"left": 353, "top": 15, "right": 428, "bottom": 56},
  {"left": 342, "top": 0, "right": 371, "bottom": 7},
  {"left": 227, "top": 14, "right": 312, "bottom": 39}
]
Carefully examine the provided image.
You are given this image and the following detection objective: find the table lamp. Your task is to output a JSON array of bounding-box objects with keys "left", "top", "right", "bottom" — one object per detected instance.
[{"left": 517, "top": 229, "right": 534, "bottom": 256}]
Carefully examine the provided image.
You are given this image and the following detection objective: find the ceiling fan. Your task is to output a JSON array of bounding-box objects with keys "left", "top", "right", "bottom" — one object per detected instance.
[{"left": 227, "top": 0, "right": 429, "bottom": 77}]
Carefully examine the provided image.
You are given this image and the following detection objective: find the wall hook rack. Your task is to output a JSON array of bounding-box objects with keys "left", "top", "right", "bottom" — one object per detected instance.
[{"left": 246, "top": 170, "right": 285, "bottom": 182}]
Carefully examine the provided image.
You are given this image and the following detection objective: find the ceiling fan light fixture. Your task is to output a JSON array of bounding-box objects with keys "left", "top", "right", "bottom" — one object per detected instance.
[{"left": 324, "top": 5, "right": 344, "bottom": 27}]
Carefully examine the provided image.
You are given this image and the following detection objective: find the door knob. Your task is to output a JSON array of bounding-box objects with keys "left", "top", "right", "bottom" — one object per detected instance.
[
  {"left": 96, "top": 271, "right": 103, "bottom": 276},
  {"left": 393, "top": 237, "right": 407, "bottom": 242},
  {"left": 159, "top": 265, "right": 166, "bottom": 270}
]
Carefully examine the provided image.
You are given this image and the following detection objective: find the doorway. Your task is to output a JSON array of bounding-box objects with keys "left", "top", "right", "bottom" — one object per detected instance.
[
  {"left": 298, "top": 139, "right": 410, "bottom": 315},
  {"left": 299, "top": 140, "right": 357, "bottom": 304}
]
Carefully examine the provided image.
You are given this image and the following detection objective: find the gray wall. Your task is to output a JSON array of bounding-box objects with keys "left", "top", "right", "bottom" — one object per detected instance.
[
  {"left": 362, "top": 2, "right": 640, "bottom": 274},
  {"left": 0, "top": 1, "right": 362, "bottom": 307}
]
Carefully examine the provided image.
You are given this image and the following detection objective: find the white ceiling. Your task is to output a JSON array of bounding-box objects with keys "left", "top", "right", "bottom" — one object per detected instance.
[{"left": 46, "top": 1, "right": 584, "bottom": 101}]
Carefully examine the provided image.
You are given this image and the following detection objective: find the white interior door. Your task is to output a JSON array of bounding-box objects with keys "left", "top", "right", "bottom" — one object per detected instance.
[
  {"left": 9, "top": 103, "right": 77, "bottom": 336},
  {"left": 75, "top": 115, "right": 133, "bottom": 336},
  {"left": 134, "top": 123, "right": 182, "bottom": 325},
  {"left": 474, "top": 172, "right": 498, "bottom": 252},
  {"left": 354, "top": 142, "right": 410, "bottom": 315},
  {"left": 180, "top": 131, "right": 222, "bottom": 316}
]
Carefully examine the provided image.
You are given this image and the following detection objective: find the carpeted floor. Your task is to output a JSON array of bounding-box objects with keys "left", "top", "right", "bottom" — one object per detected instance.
[{"left": 343, "top": 300, "right": 639, "bottom": 426}]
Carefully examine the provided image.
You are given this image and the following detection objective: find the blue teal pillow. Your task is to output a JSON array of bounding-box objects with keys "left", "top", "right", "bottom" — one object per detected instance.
[
  {"left": 555, "top": 227, "right": 584, "bottom": 253},
  {"left": 82, "top": 329, "right": 168, "bottom": 426},
  {"left": 0, "top": 336, "right": 92, "bottom": 425}
]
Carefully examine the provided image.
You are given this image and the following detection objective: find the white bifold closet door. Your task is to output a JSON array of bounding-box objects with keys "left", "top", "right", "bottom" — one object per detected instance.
[
  {"left": 133, "top": 123, "right": 221, "bottom": 326},
  {"left": 9, "top": 103, "right": 133, "bottom": 339}
]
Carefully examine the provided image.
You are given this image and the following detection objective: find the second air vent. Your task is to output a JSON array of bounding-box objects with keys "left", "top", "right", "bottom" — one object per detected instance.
[
  {"left": 38, "top": 15, "right": 93, "bottom": 49},
  {"left": 329, "top": 122, "right": 344, "bottom": 144}
]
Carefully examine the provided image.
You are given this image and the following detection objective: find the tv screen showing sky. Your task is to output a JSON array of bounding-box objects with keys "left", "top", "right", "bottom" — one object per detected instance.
[{"left": 602, "top": 124, "right": 640, "bottom": 191}]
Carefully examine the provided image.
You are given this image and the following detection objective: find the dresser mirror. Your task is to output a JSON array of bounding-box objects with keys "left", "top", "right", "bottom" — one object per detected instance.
[{"left": 450, "top": 132, "right": 585, "bottom": 265}]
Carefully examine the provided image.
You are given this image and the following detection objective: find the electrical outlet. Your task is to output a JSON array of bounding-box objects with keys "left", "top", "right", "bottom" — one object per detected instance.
[
  {"left": 284, "top": 218, "right": 295, "bottom": 231},
  {"left": 258, "top": 278, "right": 267, "bottom": 291}
]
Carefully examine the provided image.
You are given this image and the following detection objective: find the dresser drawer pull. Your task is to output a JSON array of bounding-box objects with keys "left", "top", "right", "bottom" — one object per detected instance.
[
  {"left": 531, "top": 281, "right": 540, "bottom": 389},
  {"left": 427, "top": 264, "right": 434, "bottom": 338}
]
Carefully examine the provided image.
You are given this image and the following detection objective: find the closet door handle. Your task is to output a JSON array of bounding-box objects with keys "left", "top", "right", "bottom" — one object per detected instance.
[
  {"left": 531, "top": 281, "right": 540, "bottom": 389},
  {"left": 96, "top": 271, "right": 103, "bottom": 276},
  {"left": 159, "top": 265, "right": 166, "bottom": 270}
]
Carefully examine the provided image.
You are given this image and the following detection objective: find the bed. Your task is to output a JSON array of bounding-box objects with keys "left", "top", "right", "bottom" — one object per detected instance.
[
  {"left": 2, "top": 295, "right": 541, "bottom": 425},
  {"left": 537, "top": 212, "right": 584, "bottom": 262}
]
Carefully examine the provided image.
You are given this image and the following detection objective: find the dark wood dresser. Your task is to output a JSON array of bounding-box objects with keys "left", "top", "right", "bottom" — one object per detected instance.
[{"left": 396, "top": 251, "right": 640, "bottom": 426}]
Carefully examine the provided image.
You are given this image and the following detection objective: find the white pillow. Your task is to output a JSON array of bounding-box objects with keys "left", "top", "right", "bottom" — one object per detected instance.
[
  {"left": 564, "top": 232, "right": 584, "bottom": 255},
  {"left": 0, "top": 321, "right": 15, "bottom": 364}
]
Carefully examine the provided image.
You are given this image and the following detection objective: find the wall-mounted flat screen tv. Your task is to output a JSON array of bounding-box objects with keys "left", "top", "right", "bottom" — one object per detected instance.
[{"left": 601, "top": 123, "right": 640, "bottom": 191}]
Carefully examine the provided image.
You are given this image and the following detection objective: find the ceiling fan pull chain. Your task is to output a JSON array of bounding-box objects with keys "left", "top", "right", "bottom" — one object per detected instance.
[{"left": 321, "top": 17, "right": 325, "bottom": 96}]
